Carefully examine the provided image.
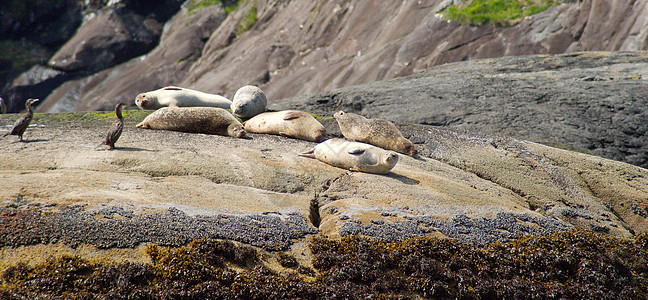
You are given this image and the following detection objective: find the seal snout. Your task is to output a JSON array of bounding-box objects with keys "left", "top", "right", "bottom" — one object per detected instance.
[{"left": 385, "top": 152, "right": 399, "bottom": 165}]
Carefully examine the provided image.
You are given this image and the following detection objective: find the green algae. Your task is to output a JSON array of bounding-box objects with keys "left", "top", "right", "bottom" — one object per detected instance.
[
  {"left": 1, "top": 231, "right": 646, "bottom": 298},
  {"left": 235, "top": 5, "right": 258, "bottom": 36},
  {"left": 443, "top": 0, "right": 561, "bottom": 27},
  {"left": 31, "top": 110, "right": 152, "bottom": 126},
  {"left": 186, "top": 0, "right": 242, "bottom": 14}
]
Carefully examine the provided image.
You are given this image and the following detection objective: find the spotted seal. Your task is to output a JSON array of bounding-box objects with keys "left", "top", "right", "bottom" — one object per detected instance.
[
  {"left": 334, "top": 111, "right": 417, "bottom": 156},
  {"left": 135, "top": 86, "right": 232, "bottom": 110},
  {"left": 243, "top": 110, "right": 326, "bottom": 142},
  {"left": 136, "top": 107, "right": 246, "bottom": 138},
  {"left": 300, "top": 138, "right": 399, "bottom": 174}
]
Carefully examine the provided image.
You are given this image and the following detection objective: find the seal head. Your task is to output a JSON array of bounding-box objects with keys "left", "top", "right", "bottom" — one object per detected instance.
[{"left": 231, "top": 85, "right": 267, "bottom": 119}]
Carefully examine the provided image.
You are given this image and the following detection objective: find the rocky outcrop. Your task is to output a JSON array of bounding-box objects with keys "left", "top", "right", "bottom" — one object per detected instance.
[
  {"left": 3, "top": 0, "right": 647, "bottom": 113},
  {"left": 274, "top": 51, "right": 648, "bottom": 169},
  {"left": 1, "top": 109, "right": 647, "bottom": 270},
  {"left": 1, "top": 0, "right": 183, "bottom": 112}
]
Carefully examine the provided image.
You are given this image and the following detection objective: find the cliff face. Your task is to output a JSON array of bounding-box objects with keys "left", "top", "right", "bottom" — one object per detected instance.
[{"left": 2, "top": 0, "right": 647, "bottom": 112}]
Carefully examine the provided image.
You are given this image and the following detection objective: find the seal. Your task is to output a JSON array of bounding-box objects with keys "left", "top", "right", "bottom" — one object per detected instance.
[
  {"left": 135, "top": 86, "right": 232, "bottom": 110},
  {"left": 136, "top": 107, "right": 246, "bottom": 138},
  {"left": 334, "top": 111, "right": 418, "bottom": 156},
  {"left": 231, "top": 85, "right": 267, "bottom": 118},
  {"left": 299, "top": 138, "right": 399, "bottom": 174},
  {"left": 103, "top": 103, "right": 126, "bottom": 149},
  {"left": 2, "top": 98, "right": 39, "bottom": 142},
  {"left": 243, "top": 110, "right": 326, "bottom": 142}
]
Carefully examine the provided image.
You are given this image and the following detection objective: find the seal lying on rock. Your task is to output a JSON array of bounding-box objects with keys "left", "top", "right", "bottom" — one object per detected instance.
[
  {"left": 243, "top": 110, "right": 326, "bottom": 142},
  {"left": 334, "top": 111, "right": 418, "bottom": 156},
  {"left": 136, "top": 107, "right": 246, "bottom": 138},
  {"left": 135, "top": 86, "right": 232, "bottom": 110},
  {"left": 231, "top": 85, "right": 267, "bottom": 118},
  {"left": 300, "top": 138, "right": 398, "bottom": 174}
]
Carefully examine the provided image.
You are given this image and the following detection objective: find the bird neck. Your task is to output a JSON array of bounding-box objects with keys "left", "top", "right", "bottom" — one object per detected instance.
[{"left": 115, "top": 106, "right": 123, "bottom": 120}]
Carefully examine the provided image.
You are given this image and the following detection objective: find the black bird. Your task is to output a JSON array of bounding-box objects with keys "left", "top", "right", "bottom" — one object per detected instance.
[
  {"left": 103, "top": 103, "right": 126, "bottom": 149},
  {"left": 0, "top": 97, "right": 6, "bottom": 114},
  {"left": 2, "top": 98, "right": 39, "bottom": 142}
]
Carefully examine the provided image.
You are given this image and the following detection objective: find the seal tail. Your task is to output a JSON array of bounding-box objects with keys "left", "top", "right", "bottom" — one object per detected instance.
[{"left": 299, "top": 148, "right": 316, "bottom": 158}]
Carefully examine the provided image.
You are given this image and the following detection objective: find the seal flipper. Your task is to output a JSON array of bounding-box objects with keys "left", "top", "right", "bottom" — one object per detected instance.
[
  {"left": 299, "top": 148, "right": 316, "bottom": 158},
  {"left": 162, "top": 86, "right": 183, "bottom": 91},
  {"left": 283, "top": 111, "right": 301, "bottom": 121},
  {"left": 136, "top": 121, "right": 150, "bottom": 128},
  {"left": 347, "top": 148, "right": 365, "bottom": 155}
]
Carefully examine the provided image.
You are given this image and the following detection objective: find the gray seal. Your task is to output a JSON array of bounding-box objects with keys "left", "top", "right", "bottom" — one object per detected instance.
[
  {"left": 135, "top": 86, "right": 232, "bottom": 110},
  {"left": 300, "top": 138, "right": 399, "bottom": 174},
  {"left": 136, "top": 107, "right": 246, "bottom": 138},
  {"left": 243, "top": 110, "right": 326, "bottom": 142},
  {"left": 334, "top": 111, "right": 418, "bottom": 156},
  {"left": 231, "top": 85, "right": 267, "bottom": 119}
]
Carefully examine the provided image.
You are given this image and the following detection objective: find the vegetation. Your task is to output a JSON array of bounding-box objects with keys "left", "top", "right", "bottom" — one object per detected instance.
[
  {"left": 236, "top": 6, "right": 258, "bottom": 36},
  {"left": 443, "top": 0, "right": 561, "bottom": 27},
  {"left": 186, "top": 0, "right": 242, "bottom": 14},
  {"left": 1, "top": 230, "right": 647, "bottom": 298}
]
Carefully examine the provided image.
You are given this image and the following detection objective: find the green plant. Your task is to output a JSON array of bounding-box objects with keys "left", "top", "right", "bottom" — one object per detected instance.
[
  {"left": 236, "top": 6, "right": 258, "bottom": 36},
  {"left": 443, "top": 0, "right": 560, "bottom": 26},
  {"left": 186, "top": 0, "right": 243, "bottom": 15}
]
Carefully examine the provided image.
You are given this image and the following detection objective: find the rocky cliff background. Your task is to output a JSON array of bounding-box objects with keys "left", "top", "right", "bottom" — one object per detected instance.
[{"left": 2, "top": 0, "right": 646, "bottom": 111}]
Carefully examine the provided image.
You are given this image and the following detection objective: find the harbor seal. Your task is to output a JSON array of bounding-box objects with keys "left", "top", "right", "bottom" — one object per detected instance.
[
  {"left": 243, "top": 110, "right": 326, "bottom": 142},
  {"left": 135, "top": 86, "right": 232, "bottom": 110},
  {"left": 334, "top": 111, "right": 418, "bottom": 156},
  {"left": 136, "top": 107, "right": 246, "bottom": 138},
  {"left": 103, "top": 103, "right": 126, "bottom": 149},
  {"left": 231, "top": 85, "right": 267, "bottom": 118},
  {"left": 2, "top": 98, "right": 39, "bottom": 142},
  {"left": 300, "top": 138, "right": 399, "bottom": 174}
]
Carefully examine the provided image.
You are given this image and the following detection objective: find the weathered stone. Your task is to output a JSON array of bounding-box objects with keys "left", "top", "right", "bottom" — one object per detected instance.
[
  {"left": 1, "top": 109, "right": 646, "bottom": 270},
  {"left": 274, "top": 51, "right": 648, "bottom": 169}
]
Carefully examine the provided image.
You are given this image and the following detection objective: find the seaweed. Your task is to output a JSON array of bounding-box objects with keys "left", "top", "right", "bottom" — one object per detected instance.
[{"left": 1, "top": 231, "right": 647, "bottom": 298}]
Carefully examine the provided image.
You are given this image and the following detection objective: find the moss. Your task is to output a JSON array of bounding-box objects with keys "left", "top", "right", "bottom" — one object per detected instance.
[
  {"left": 186, "top": 0, "right": 242, "bottom": 15},
  {"left": 543, "top": 142, "right": 593, "bottom": 155},
  {"left": 33, "top": 110, "right": 152, "bottom": 125},
  {"left": 2, "top": 231, "right": 647, "bottom": 298},
  {"left": 443, "top": 0, "right": 561, "bottom": 27},
  {"left": 235, "top": 6, "right": 258, "bottom": 36}
]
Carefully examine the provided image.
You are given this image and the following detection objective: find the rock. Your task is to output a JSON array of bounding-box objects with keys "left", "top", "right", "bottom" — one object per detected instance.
[
  {"left": 0, "top": 110, "right": 646, "bottom": 270},
  {"left": 273, "top": 51, "right": 648, "bottom": 169},
  {"left": 47, "top": 4, "right": 163, "bottom": 73},
  {"left": 11, "top": 0, "right": 644, "bottom": 114},
  {"left": 38, "top": 2, "right": 227, "bottom": 112},
  {"left": 1, "top": 0, "right": 183, "bottom": 112}
]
